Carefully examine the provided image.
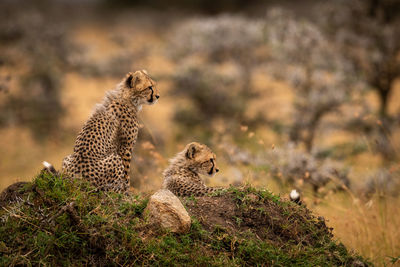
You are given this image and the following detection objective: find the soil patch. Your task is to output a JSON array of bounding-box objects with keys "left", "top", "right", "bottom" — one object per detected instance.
[{"left": 184, "top": 188, "right": 332, "bottom": 247}]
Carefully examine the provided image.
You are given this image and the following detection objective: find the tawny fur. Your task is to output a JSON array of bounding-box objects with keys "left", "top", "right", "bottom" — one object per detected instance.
[
  {"left": 163, "top": 142, "right": 220, "bottom": 197},
  {"left": 62, "top": 70, "right": 159, "bottom": 193}
]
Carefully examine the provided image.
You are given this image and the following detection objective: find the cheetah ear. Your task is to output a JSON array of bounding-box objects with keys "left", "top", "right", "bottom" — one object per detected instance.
[
  {"left": 125, "top": 72, "right": 141, "bottom": 89},
  {"left": 186, "top": 143, "right": 198, "bottom": 159},
  {"left": 125, "top": 73, "right": 134, "bottom": 88}
]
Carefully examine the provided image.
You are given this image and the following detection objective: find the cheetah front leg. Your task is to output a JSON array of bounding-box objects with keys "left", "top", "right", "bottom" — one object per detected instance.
[
  {"left": 118, "top": 127, "right": 138, "bottom": 184},
  {"left": 171, "top": 178, "right": 219, "bottom": 197},
  {"left": 121, "top": 149, "right": 132, "bottom": 181}
]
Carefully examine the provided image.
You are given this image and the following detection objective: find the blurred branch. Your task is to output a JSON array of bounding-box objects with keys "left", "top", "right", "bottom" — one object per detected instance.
[{"left": 265, "top": 8, "right": 358, "bottom": 152}]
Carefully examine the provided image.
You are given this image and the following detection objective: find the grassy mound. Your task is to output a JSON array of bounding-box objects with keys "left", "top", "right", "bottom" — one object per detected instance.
[{"left": 0, "top": 173, "right": 369, "bottom": 266}]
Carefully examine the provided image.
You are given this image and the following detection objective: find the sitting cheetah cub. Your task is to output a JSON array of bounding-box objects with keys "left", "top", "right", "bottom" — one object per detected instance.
[
  {"left": 59, "top": 70, "right": 159, "bottom": 193},
  {"left": 163, "top": 142, "right": 220, "bottom": 197}
]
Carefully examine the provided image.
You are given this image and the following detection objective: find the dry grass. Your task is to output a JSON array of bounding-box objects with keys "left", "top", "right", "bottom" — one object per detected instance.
[{"left": 315, "top": 192, "right": 400, "bottom": 266}]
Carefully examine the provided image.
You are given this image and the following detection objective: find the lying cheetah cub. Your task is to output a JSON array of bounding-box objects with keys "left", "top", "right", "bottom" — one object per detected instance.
[
  {"left": 163, "top": 142, "right": 220, "bottom": 197},
  {"left": 60, "top": 70, "right": 159, "bottom": 193}
]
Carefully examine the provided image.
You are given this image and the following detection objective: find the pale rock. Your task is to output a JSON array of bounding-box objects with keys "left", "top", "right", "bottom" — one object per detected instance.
[{"left": 145, "top": 189, "right": 191, "bottom": 233}]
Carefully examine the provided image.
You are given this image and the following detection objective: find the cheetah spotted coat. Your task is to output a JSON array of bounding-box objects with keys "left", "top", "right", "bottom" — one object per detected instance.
[{"left": 62, "top": 71, "right": 158, "bottom": 193}]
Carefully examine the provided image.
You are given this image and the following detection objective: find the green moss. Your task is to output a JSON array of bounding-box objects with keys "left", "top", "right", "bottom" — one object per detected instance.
[{"left": 0, "top": 172, "right": 370, "bottom": 266}]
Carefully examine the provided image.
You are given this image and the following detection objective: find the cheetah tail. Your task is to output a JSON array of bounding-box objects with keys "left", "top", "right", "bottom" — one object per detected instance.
[
  {"left": 290, "top": 189, "right": 302, "bottom": 205},
  {"left": 42, "top": 161, "right": 58, "bottom": 175}
]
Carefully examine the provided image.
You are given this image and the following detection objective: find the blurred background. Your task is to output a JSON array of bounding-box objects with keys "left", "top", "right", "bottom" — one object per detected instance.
[{"left": 0, "top": 0, "right": 399, "bottom": 264}]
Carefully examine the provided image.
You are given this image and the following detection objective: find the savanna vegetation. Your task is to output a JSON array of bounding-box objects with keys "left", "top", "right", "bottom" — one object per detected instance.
[{"left": 0, "top": 0, "right": 399, "bottom": 265}]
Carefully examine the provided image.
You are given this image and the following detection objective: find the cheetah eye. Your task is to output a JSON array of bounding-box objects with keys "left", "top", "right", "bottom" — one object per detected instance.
[{"left": 148, "top": 86, "right": 153, "bottom": 90}]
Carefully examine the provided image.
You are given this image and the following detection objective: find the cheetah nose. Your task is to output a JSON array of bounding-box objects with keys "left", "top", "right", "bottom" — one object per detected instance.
[
  {"left": 216, "top": 168, "right": 219, "bottom": 173},
  {"left": 156, "top": 95, "right": 160, "bottom": 99}
]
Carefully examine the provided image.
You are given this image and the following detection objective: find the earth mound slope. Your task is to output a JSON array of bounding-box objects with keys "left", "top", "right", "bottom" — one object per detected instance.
[{"left": 0, "top": 173, "right": 369, "bottom": 266}]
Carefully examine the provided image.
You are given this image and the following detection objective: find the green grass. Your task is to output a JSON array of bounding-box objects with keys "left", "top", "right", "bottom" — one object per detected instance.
[{"left": 0, "top": 172, "right": 370, "bottom": 266}]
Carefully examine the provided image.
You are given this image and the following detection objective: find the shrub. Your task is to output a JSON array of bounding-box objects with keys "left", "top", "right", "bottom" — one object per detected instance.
[
  {"left": 264, "top": 144, "right": 350, "bottom": 193},
  {"left": 168, "top": 15, "right": 266, "bottom": 137},
  {"left": 0, "top": 2, "right": 80, "bottom": 140}
]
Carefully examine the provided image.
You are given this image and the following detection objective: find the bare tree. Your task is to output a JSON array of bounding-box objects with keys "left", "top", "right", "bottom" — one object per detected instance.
[
  {"left": 319, "top": 0, "right": 400, "bottom": 120},
  {"left": 317, "top": 0, "right": 400, "bottom": 159},
  {"left": 264, "top": 9, "right": 358, "bottom": 152}
]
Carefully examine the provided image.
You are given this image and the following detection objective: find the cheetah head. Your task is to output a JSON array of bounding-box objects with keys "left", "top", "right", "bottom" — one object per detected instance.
[
  {"left": 122, "top": 70, "right": 159, "bottom": 108},
  {"left": 185, "top": 142, "right": 219, "bottom": 177}
]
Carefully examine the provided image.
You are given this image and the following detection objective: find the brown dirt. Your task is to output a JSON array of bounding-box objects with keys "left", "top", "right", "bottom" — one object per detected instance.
[{"left": 184, "top": 190, "right": 333, "bottom": 247}]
